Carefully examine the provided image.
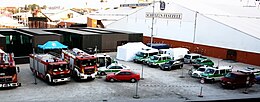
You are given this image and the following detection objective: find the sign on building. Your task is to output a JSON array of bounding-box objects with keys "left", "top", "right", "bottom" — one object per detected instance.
[
  {"left": 120, "top": 3, "right": 152, "bottom": 7},
  {"left": 145, "top": 12, "right": 182, "bottom": 19}
]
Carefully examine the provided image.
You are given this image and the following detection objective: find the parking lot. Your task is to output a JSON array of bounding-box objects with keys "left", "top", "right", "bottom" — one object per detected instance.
[{"left": 0, "top": 52, "right": 260, "bottom": 102}]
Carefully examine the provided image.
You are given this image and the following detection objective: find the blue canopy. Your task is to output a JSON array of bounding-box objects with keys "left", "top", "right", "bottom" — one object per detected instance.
[{"left": 38, "top": 41, "right": 68, "bottom": 50}]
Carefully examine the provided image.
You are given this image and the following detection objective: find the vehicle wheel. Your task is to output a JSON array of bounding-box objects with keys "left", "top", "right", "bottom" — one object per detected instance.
[
  {"left": 200, "top": 78, "right": 205, "bottom": 84},
  {"left": 130, "top": 78, "right": 137, "bottom": 83},
  {"left": 46, "top": 76, "right": 52, "bottom": 85},
  {"left": 193, "top": 73, "right": 199, "bottom": 78},
  {"left": 110, "top": 78, "right": 115, "bottom": 82},
  {"left": 188, "top": 70, "right": 192, "bottom": 75},
  {"left": 73, "top": 71, "right": 80, "bottom": 81},
  {"left": 231, "top": 85, "right": 236, "bottom": 90},
  {"left": 100, "top": 72, "right": 106, "bottom": 76},
  {"left": 160, "top": 67, "right": 163, "bottom": 70},
  {"left": 142, "top": 61, "right": 146, "bottom": 65},
  {"left": 248, "top": 83, "right": 254, "bottom": 87},
  {"left": 211, "top": 79, "right": 215, "bottom": 83},
  {"left": 35, "top": 72, "right": 38, "bottom": 78}
]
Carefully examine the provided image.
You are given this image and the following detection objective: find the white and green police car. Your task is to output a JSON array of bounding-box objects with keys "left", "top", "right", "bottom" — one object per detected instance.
[{"left": 98, "top": 63, "right": 130, "bottom": 75}]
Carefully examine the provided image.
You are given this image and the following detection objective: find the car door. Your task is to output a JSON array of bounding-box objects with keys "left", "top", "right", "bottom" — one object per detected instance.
[
  {"left": 107, "top": 66, "right": 117, "bottom": 74},
  {"left": 116, "top": 65, "right": 124, "bottom": 72},
  {"left": 115, "top": 72, "right": 127, "bottom": 81}
]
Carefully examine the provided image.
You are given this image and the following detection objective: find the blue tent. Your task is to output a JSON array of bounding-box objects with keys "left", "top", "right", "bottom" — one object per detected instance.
[{"left": 38, "top": 41, "right": 68, "bottom": 50}]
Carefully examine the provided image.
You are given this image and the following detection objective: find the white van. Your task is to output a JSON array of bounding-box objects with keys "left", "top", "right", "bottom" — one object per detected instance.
[
  {"left": 159, "top": 48, "right": 189, "bottom": 61},
  {"left": 184, "top": 53, "right": 202, "bottom": 64}
]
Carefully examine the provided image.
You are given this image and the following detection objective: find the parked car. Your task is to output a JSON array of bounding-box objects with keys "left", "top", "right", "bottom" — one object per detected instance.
[
  {"left": 200, "top": 66, "right": 233, "bottom": 83},
  {"left": 159, "top": 60, "right": 183, "bottom": 71},
  {"left": 98, "top": 63, "right": 130, "bottom": 76},
  {"left": 192, "top": 57, "right": 214, "bottom": 68},
  {"left": 191, "top": 66, "right": 211, "bottom": 78},
  {"left": 146, "top": 54, "right": 172, "bottom": 67},
  {"left": 220, "top": 71, "right": 256, "bottom": 89},
  {"left": 105, "top": 70, "right": 140, "bottom": 83},
  {"left": 184, "top": 53, "right": 202, "bottom": 64}
]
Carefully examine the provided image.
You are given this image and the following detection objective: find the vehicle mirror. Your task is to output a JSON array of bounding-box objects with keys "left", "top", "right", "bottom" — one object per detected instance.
[{"left": 17, "top": 67, "right": 20, "bottom": 73}]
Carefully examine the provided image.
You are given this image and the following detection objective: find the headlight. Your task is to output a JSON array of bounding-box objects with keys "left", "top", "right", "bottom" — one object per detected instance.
[{"left": 165, "top": 67, "right": 168, "bottom": 68}]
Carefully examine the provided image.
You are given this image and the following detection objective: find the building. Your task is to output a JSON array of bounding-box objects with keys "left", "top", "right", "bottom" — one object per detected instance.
[
  {"left": 104, "top": 0, "right": 260, "bottom": 66},
  {"left": 0, "top": 27, "right": 142, "bottom": 63}
]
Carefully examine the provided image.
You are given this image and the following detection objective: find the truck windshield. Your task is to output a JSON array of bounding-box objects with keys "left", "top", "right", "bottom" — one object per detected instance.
[
  {"left": 225, "top": 73, "right": 236, "bottom": 79},
  {"left": 97, "top": 57, "right": 112, "bottom": 67},
  {"left": 204, "top": 69, "right": 215, "bottom": 74},
  {"left": 52, "top": 64, "right": 68, "bottom": 72},
  {"left": 136, "top": 52, "right": 147, "bottom": 57},
  {"left": 150, "top": 56, "right": 159, "bottom": 60},
  {"left": 0, "top": 67, "right": 16, "bottom": 76},
  {"left": 81, "top": 59, "right": 96, "bottom": 67}
]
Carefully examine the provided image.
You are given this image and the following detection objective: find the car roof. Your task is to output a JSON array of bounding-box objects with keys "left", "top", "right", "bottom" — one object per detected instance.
[
  {"left": 154, "top": 54, "right": 171, "bottom": 57},
  {"left": 231, "top": 71, "right": 248, "bottom": 76},
  {"left": 120, "top": 70, "right": 132, "bottom": 72},
  {"left": 185, "top": 53, "right": 201, "bottom": 56}
]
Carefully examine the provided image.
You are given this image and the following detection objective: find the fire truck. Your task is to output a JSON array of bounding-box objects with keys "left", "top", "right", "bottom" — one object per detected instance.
[
  {"left": 29, "top": 54, "right": 71, "bottom": 84},
  {"left": 62, "top": 48, "right": 97, "bottom": 80},
  {"left": 0, "top": 49, "right": 21, "bottom": 88}
]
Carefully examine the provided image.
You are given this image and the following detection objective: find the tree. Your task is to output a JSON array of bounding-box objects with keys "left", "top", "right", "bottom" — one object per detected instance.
[{"left": 42, "top": 5, "right": 47, "bottom": 10}]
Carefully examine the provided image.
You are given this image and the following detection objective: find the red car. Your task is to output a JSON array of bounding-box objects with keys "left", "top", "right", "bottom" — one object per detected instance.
[{"left": 105, "top": 70, "right": 140, "bottom": 83}]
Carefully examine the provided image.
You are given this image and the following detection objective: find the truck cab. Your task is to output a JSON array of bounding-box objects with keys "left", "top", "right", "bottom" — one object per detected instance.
[
  {"left": 0, "top": 50, "right": 21, "bottom": 88},
  {"left": 133, "top": 48, "right": 158, "bottom": 64},
  {"left": 146, "top": 54, "right": 172, "bottom": 67}
]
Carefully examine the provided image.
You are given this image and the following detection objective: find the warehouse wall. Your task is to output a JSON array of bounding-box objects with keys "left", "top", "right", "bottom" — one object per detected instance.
[
  {"left": 107, "top": 2, "right": 196, "bottom": 43},
  {"left": 102, "top": 34, "right": 128, "bottom": 51},
  {"left": 144, "top": 36, "right": 260, "bottom": 66},
  {"left": 195, "top": 14, "right": 260, "bottom": 54}
]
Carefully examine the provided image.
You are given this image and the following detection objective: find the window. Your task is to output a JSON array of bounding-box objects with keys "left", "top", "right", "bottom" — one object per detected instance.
[
  {"left": 118, "top": 72, "right": 125, "bottom": 75},
  {"left": 109, "top": 66, "right": 117, "bottom": 69},
  {"left": 214, "top": 70, "right": 219, "bottom": 75},
  {"left": 125, "top": 72, "right": 131, "bottom": 75},
  {"left": 184, "top": 55, "right": 191, "bottom": 59},
  {"left": 220, "top": 70, "right": 226, "bottom": 74},
  {"left": 192, "top": 56, "right": 200, "bottom": 59}
]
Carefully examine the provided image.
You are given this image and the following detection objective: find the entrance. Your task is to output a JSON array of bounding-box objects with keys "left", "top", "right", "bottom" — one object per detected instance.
[{"left": 226, "top": 49, "right": 237, "bottom": 61}]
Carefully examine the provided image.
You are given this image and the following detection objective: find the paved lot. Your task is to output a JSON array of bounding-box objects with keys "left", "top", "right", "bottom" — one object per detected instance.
[{"left": 0, "top": 52, "right": 260, "bottom": 102}]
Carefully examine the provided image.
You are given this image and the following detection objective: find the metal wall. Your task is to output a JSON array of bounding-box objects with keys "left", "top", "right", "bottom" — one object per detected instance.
[
  {"left": 101, "top": 34, "right": 128, "bottom": 51},
  {"left": 128, "top": 33, "right": 143, "bottom": 42},
  {"left": 33, "top": 35, "right": 62, "bottom": 48},
  {"left": 144, "top": 36, "right": 260, "bottom": 66},
  {"left": 82, "top": 34, "right": 102, "bottom": 51}
]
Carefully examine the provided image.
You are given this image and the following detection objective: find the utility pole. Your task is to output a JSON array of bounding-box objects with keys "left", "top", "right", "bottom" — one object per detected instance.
[{"left": 150, "top": 0, "right": 155, "bottom": 48}]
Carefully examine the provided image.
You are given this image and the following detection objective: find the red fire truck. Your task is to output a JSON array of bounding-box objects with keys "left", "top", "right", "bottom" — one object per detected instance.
[
  {"left": 0, "top": 49, "right": 21, "bottom": 88},
  {"left": 62, "top": 48, "right": 97, "bottom": 80},
  {"left": 29, "top": 54, "right": 70, "bottom": 84}
]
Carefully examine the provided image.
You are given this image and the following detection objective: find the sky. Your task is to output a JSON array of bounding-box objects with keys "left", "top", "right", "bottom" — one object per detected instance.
[{"left": 0, "top": 0, "right": 141, "bottom": 9}]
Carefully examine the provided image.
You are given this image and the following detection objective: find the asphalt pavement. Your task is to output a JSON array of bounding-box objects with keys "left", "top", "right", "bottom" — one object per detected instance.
[{"left": 0, "top": 52, "right": 260, "bottom": 102}]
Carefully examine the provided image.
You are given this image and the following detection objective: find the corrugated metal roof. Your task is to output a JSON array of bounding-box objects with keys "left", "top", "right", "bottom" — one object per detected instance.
[{"left": 173, "top": 0, "right": 260, "bottom": 39}]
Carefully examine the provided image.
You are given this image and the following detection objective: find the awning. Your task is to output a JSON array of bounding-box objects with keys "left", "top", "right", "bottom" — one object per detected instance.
[{"left": 38, "top": 41, "right": 68, "bottom": 50}]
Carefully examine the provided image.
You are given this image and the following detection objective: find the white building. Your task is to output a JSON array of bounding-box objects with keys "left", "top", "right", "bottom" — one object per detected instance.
[{"left": 102, "top": 0, "right": 260, "bottom": 66}]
